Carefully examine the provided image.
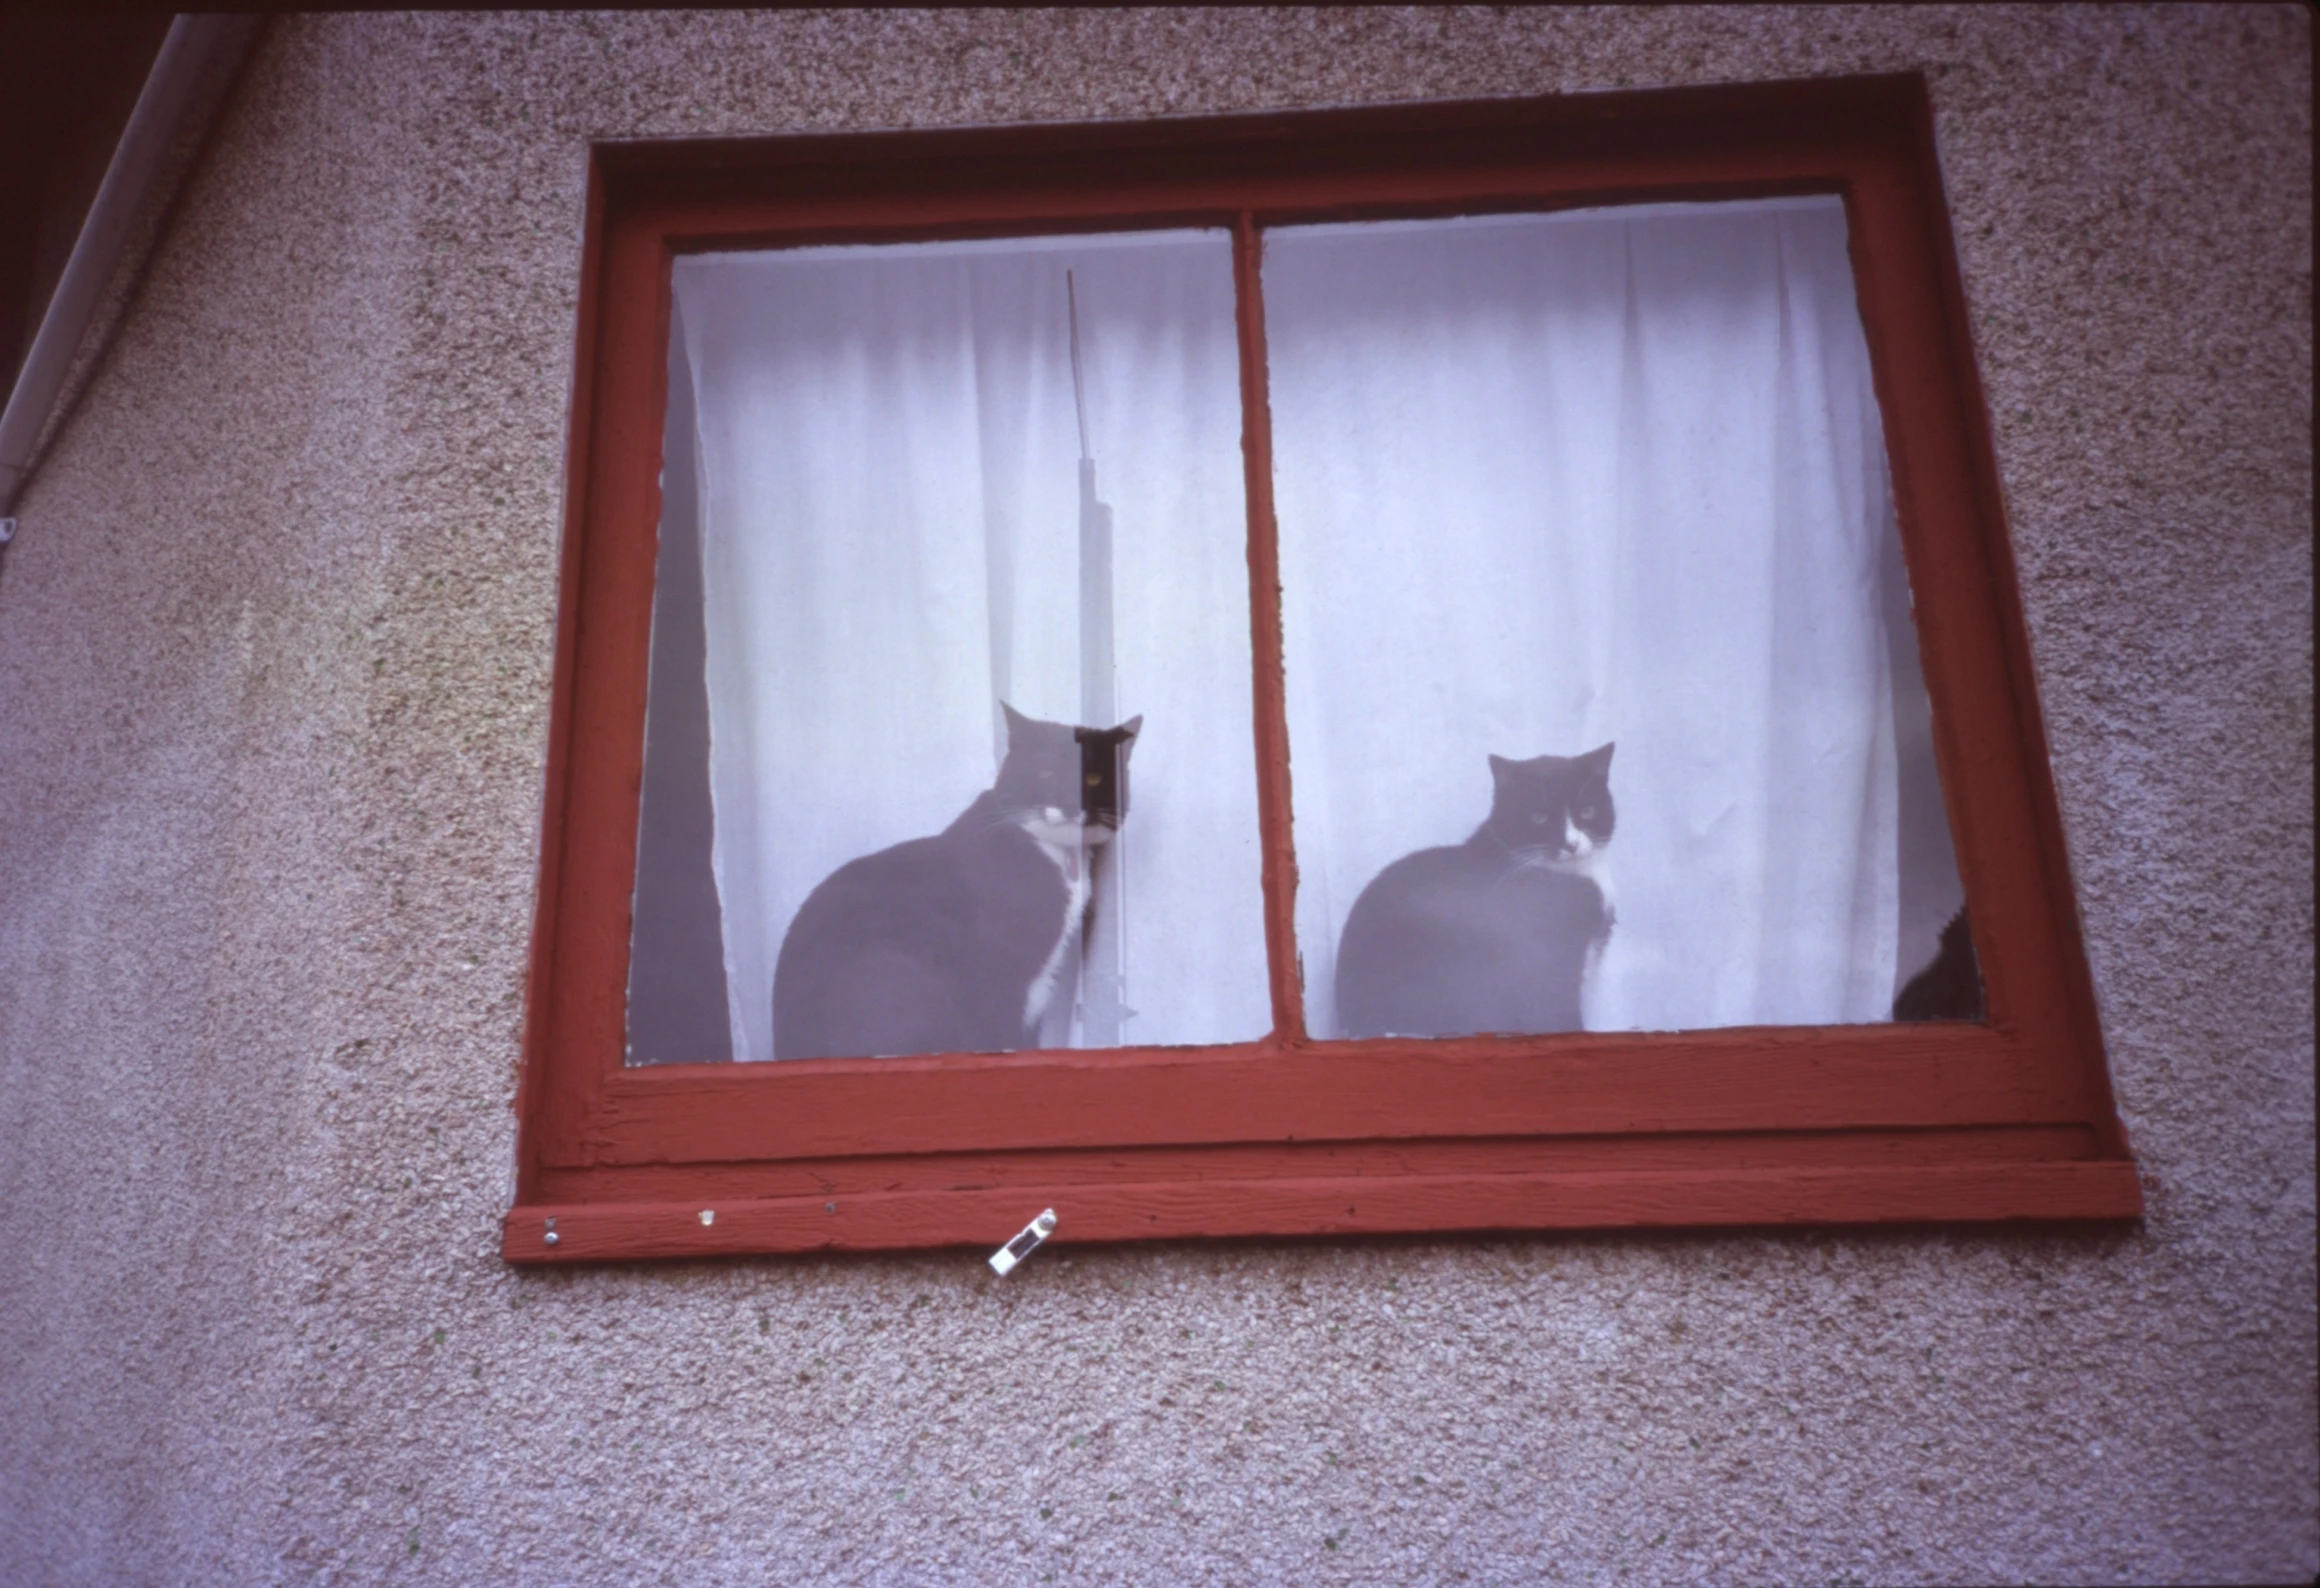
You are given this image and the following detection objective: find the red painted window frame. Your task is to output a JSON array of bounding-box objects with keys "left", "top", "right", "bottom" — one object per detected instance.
[{"left": 505, "top": 74, "right": 2139, "bottom": 1264}]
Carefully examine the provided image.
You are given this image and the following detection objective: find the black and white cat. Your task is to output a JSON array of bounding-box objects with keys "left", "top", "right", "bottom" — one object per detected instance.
[
  {"left": 1333, "top": 744, "right": 1616, "bottom": 1039},
  {"left": 771, "top": 704, "right": 1141, "bottom": 1060}
]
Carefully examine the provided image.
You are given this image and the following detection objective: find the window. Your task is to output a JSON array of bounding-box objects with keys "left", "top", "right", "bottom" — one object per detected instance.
[{"left": 509, "top": 74, "right": 2138, "bottom": 1262}]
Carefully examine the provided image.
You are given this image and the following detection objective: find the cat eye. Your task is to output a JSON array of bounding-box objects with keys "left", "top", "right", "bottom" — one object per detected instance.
[{"left": 511, "top": 78, "right": 2137, "bottom": 1262}]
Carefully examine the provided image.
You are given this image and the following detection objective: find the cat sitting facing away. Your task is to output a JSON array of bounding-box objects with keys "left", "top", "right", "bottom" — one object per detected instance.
[
  {"left": 1892, "top": 907, "right": 1983, "bottom": 1022},
  {"left": 772, "top": 704, "right": 1141, "bottom": 1060},
  {"left": 1334, "top": 744, "right": 1615, "bottom": 1040}
]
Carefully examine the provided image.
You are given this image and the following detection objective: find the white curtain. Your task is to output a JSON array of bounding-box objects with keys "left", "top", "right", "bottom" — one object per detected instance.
[
  {"left": 675, "top": 197, "right": 1932, "bottom": 1061},
  {"left": 1268, "top": 197, "right": 1908, "bottom": 1035},
  {"left": 674, "top": 231, "right": 1270, "bottom": 1064}
]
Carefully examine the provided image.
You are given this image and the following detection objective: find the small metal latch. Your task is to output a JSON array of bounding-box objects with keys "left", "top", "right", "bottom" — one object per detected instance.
[
  {"left": 988, "top": 1208, "right": 1057, "bottom": 1276},
  {"left": 543, "top": 1217, "right": 559, "bottom": 1247}
]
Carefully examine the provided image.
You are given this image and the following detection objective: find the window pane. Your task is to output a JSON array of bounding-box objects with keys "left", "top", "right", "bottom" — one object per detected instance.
[
  {"left": 1267, "top": 198, "right": 1972, "bottom": 1038},
  {"left": 634, "top": 229, "right": 1269, "bottom": 1063}
]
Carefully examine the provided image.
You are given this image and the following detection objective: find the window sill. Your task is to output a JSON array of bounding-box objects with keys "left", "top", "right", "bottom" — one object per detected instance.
[{"left": 507, "top": 1155, "right": 2140, "bottom": 1263}]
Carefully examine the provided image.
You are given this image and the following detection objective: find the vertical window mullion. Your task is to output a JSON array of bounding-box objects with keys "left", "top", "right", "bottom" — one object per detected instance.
[{"left": 1232, "top": 210, "right": 1305, "bottom": 1044}]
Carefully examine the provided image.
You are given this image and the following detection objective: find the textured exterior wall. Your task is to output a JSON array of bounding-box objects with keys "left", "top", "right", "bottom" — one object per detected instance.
[{"left": 0, "top": 8, "right": 2309, "bottom": 1583}]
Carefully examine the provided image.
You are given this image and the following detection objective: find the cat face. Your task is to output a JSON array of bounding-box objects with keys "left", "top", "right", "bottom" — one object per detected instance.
[
  {"left": 997, "top": 703, "right": 1142, "bottom": 844},
  {"left": 1484, "top": 743, "right": 1615, "bottom": 860}
]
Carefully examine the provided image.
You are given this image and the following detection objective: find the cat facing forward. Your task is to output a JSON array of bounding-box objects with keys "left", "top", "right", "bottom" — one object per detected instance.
[
  {"left": 1333, "top": 744, "right": 1615, "bottom": 1039},
  {"left": 772, "top": 705, "right": 1141, "bottom": 1060}
]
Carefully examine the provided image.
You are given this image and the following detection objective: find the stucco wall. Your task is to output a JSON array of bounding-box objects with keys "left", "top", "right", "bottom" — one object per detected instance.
[{"left": 0, "top": 8, "right": 2309, "bottom": 1583}]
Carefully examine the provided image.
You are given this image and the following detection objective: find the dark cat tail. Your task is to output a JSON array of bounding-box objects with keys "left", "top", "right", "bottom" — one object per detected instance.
[{"left": 1893, "top": 907, "right": 1984, "bottom": 1022}]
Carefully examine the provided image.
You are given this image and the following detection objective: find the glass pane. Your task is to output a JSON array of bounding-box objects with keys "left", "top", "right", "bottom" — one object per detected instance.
[
  {"left": 629, "top": 229, "right": 1269, "bottom": 1063},
  {"left": 1267, "top": 197, "right": 1975, "bottom": 1039}
]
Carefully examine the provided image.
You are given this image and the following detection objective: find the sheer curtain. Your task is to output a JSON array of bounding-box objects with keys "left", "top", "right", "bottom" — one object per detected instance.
[
  {"left": 673, "top": 231, "right": 1269, "bottom": 1064},
  {"left": 1269, "top": 197, "right": 1918, "bottom": 1035},
  {"left": 669, "top": 197, "right": 1950, "bottom": 1062}
]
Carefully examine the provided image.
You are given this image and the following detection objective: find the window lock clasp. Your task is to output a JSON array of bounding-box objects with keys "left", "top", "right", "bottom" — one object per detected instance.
[{"left": 988, "top": 1208, "right": 1057, "bottom": 1276}]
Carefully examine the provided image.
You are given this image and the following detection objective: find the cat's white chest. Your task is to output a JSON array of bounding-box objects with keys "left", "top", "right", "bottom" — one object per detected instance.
[
  {"left": 1568, "top": 847, "right": 1615, "bottom": 922},
  {"left": 1562, "top": 848, "right": 1616, "bottom": 1024},
  {"left": 1022, "top": 826, "right": 1093, "bottom": 1030}
]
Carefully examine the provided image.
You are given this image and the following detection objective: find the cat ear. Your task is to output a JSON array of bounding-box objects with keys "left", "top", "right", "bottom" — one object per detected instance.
[
  {"left": 1487, "top": 753, "right": 1513, "bottom": 785},
  {"left": 1115, "top": 714, "right": 1142, "bottom": 745},
  {"left": 1000, "top": 701, "right": 1030, "bottom": 745},
  {"left": 1582, "top": 741, "right": 1615, "bottom": 770}
]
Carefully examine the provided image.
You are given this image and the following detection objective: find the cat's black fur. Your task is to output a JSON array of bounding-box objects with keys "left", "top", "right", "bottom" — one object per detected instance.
[
  {"left": 772, "top": 705, "right": 1140, "bottom": 1060},
  {"left": 1892, "top": 907, "right": 1983, "bottom": 1022},
  {"left": 1334, "top": 745, "right": 1616, "bottom": 1039}
]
